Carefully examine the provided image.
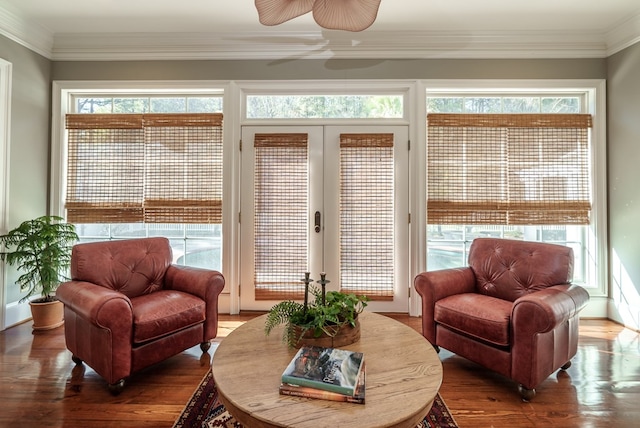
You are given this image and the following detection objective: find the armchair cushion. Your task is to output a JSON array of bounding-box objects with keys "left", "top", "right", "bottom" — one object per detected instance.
[
  {"left": 131, "top": 290, "right": 205, "bottom": 344},
  {"left": 435, "top": 294, "right": 512, "bottom": 347}
]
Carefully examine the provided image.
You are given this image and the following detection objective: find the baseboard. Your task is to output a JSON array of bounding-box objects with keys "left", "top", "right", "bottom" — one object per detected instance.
[
  {"left": 607, "top": 298, "right": 640, "bottom": 332},
  {"left": 3, "top": 300, "right": 32, "bottom": 330}
]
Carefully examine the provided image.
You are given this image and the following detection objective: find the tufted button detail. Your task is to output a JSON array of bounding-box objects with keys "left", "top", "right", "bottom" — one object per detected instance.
[{"left": 469, "top": 238, "right": 574, "bottom": 301}]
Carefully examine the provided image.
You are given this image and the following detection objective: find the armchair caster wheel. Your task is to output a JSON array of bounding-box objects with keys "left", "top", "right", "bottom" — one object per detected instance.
[
  {"left": 518, "top": 384, "right": 536, "bottom": 401},
  {"left": 108, "top": 379, "right": 125, "bottom": 396},
  {"left": 561, "top": 361, "right": 572, "bottom": 370},
  {"left": 200, "top": 341, "right": 211, "bottom": 352},
  {"left": 71, "top": 355, "right": 83, "bottom": 365}
]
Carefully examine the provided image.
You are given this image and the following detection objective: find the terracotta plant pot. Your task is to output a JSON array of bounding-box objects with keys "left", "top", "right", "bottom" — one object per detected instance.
[
  {"left": 292, "top": 318, "right": 360, "bottom": 348},
  {"left": 29, "top": 299, "right": 64, "bottom": 331}
]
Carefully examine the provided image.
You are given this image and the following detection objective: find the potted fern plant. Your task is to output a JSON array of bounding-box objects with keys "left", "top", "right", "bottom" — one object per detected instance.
[
  {"left": 265, "top": 273, "right": 368, "bottom": 348},
  {"left": 0, "top": 215, "right": 78, "bottom": 330}
]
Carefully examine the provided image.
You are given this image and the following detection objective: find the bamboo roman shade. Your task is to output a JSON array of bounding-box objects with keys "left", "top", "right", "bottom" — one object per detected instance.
[
  {"left": 143, "top": 114, "right": 223, "bottom": 223},
  {"left": 65, "top": 113, "right": 223, "bottom": 224},
  {"left": 65, "top": 114, "right": 145, "bottom": 223},
  {"left": 339, "top": 133, "right": 394, "bottom": 301},
  {"left": 253, "top": 133, "right": 309, "bottom": 300},
  {"left": 427, "top": 113, "right": 592, "bottom": 225}
]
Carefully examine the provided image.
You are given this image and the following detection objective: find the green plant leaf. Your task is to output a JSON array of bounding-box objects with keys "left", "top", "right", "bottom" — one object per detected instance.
[
  {"left": 264, "top": 284, "right": 369, "bottom": 347},
  {"left": 0, "top": 215, "right": 78, "bottom": 302}
]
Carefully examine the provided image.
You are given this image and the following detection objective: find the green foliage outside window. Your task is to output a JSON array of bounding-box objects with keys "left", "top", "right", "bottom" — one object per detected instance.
[{"left": 246, "top": 95, "right": 403, "bottom": 119}]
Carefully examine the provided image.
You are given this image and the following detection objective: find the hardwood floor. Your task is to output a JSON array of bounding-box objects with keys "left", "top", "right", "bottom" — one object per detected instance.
[{"left": 0, "top": 313, "right": 638, "bottom": 427}]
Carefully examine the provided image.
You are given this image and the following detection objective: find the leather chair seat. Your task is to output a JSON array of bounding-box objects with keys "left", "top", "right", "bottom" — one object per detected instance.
[
  {"left": 435, "top": 294, "right": 511, "bottom": 347},
  {"left": 132, "top": 290, "right": 206, "bottom": 344}
]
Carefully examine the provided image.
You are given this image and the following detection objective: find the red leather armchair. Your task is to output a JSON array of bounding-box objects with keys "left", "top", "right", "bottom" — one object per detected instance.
[
  {"left": 415, "top": 238, "right": 589, "bottom": 400},
  {"left": 57, "top": 237, "right": 225, "bottom": 394}
]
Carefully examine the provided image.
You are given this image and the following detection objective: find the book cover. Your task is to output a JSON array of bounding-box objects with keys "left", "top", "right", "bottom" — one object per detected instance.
[
  {"left": 280, "top": 362, "right": 366, "bottom": 404},
  {"left": 281, "top": 345, "right": 364, "bottom": 396}
]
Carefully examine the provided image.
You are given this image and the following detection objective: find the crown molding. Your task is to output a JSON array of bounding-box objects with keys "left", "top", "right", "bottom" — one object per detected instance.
[
  {"left": 0, "top": 5, "right": 53, "bottom": 59},
  {"left": 50, "top": 30, "right": 610, "bottom": 61},
  {"left": 606, "top": 13, "right": 640, "bottom": 56},
  {"left": 1, "top": 3, "right": 638, "bottom": 61}
]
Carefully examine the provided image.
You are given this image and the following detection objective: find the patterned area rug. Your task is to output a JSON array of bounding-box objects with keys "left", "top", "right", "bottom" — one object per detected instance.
[{"left": 174, "top": 370, "right": 458, "bottom": 428}]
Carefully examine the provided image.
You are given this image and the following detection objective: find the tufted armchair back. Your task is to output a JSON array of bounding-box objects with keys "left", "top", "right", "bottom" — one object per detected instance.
[
  {"left": 468, "top": 238, "right": 574, "bottom": 302},
  {"left": 70, "top": 237, "right": 172, "bottom": 298}
]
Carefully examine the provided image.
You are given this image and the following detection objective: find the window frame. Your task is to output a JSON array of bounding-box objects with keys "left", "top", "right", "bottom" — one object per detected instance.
[
  {"left": 50, "top": 80, "right": 235, "bottom": 307},
  {"left": 413, "top": 80, "right": 607, "bottom": 317}
]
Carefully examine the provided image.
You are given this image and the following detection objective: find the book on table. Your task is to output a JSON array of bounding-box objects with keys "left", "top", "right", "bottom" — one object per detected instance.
[
  {"left": 280, "top": 345, "right": 365, "bottom": 397},
  {"left": 280, "top": 361, "right": 366, "bottom": 404}
]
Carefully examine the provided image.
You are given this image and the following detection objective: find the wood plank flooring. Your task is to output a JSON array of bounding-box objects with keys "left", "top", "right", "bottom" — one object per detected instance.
[{"left": 0, "top": 313, "right": 638, "bottom": 427}]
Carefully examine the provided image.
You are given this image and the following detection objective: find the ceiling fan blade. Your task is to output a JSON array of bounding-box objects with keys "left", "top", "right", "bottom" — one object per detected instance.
[
  {"left": 255, "top": 0, "right": 315, "bottom": 26},
  {"left": 312, "top": 0, "right": 382, "bottom": 32}
]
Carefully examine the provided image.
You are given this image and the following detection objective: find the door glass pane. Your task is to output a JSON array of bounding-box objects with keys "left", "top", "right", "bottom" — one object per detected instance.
[
  {"left": 339, "top": 133, "right": 395, "bottom": 300},
  {"left": 253, "top": 133, "right": 309, "bottom": 300}
]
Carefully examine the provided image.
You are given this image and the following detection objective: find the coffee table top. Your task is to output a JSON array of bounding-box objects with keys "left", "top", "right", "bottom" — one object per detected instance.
[{"left": 212, "top": 311, "right": 442, "bottom": 428}]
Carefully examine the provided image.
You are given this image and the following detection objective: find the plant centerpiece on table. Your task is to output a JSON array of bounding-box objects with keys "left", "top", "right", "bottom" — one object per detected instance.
[
  {"left": 0, "top": 215, "right": 78, "bottom": 330},
  {"left": 265, "top": 272, "right": 369, "bottom": 348}
]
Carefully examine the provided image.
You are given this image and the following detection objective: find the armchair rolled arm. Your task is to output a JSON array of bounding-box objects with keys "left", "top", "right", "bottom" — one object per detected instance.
[
  {"left": 57, "top": 281, "right": 133, "bottom": 385},
  {"left": 414, "top": 267, "right": 476, "bottom": 343},
  {"left": 415, "top": 268, "right": 477, "bottom": 300},
  {"left": 164, "top": 265, "right": 225, "bottom": 299},
  {"left": 511, "top": 284, "right": 589, "bottom": 389},
  {"left": 56, "top": 280, "right": 133, "bottom": 330},
  {"left": 512, "top": 284, "right": 589, "bottom": 335},
  {"left": 164, "top": 265, "right": 225, "bottom": 340}
]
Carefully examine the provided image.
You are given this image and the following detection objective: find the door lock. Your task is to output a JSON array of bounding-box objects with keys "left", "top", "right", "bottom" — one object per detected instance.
[{"left": 314, "top": 211, "right": 321, "bottom": 233}]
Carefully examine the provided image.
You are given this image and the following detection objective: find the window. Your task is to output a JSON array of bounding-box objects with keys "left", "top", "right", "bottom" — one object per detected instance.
[
  {"left": 426, "top": 93, "right": 596, "bottom": 288},
  {"left": 246, "top": 94, "right": 403, "bottom": 119},
  {"left": 76, "top": 96, "right": 222, "bottom": 114},
  {"left": 64, "top": 95, "right": 224, "bottom": 270}
]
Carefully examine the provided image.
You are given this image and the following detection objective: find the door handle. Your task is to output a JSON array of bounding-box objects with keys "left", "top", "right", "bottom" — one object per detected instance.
[{"left": 314, "top": 211, "right": 321, "bottom": 233}]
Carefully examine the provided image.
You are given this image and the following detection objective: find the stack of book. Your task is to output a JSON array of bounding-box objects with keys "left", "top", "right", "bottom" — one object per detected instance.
[{"left": 279, "top": 345, "right": 366, "bottom": 404}]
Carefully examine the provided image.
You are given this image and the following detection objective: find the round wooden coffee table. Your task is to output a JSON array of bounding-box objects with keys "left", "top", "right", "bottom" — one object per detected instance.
[{"left": 212, "top": 311, "right": 442, "bottom": 428}]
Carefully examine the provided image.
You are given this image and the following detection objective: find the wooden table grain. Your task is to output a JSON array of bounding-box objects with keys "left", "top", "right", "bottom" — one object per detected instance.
[{"left": 212, "top": 311, "right": 443, "bottom": 428}]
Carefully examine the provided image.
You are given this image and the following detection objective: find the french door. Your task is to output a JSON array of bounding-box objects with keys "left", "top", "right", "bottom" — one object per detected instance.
[{"left": 239, "top": 125, "right": 409, "bottom": 312}]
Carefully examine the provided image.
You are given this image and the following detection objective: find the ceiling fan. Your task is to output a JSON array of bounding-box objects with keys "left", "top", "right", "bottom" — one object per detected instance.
[{"left": 255, "top": 0, "right": 382, "bottom": 32}]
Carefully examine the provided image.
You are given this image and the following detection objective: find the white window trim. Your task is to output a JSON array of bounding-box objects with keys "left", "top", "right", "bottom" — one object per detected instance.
[
  {"left": 0, "top": 59, "right": 12, "bottom": 331},
  {"left": 414, "top": 79, "right": 607, "bottom": 318}
]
